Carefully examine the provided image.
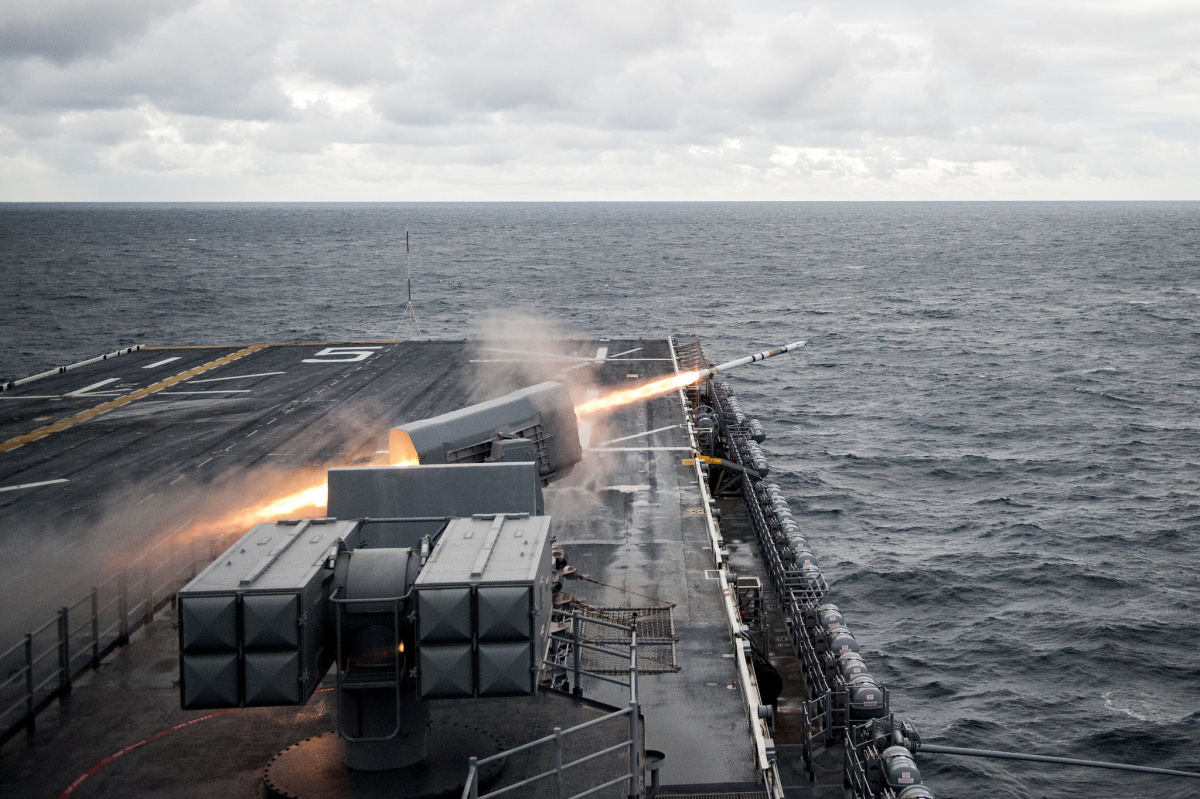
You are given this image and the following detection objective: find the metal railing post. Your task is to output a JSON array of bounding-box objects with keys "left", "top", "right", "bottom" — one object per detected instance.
[
  {"left": 554, "top": 726, "right": 564, "bottom": 799},
  {"left": 117, "top": 570, "right": 129, "bottom": 646},
  {"left": 90, "top": 587, "right": 100, "bottom": 669},
  {"left": 57, "top": 606, "right": 72, "bottom": 698},
  {"left": 169, "top": 538, "right": 178, "bottom": 608},
  {"left": 24, "top": 633, "right": 34, "bottom": 737},
  {"left": 143, "top": 559, "right": 154, "bottom": 626},
  {"left": 629, "top": 618, "right": 639, "bottom": 704},
  {"left": 629, "top": 617, "right": 640, "bottom": 799},
  {"left": 467, "top": 757, "right": 479, "bottom": 799},
  {"left": 628, "top": 700, "right": 640, "bottom": 799},
  {"left": 572, "top": 612, "right": 583, "bottom": 697}
]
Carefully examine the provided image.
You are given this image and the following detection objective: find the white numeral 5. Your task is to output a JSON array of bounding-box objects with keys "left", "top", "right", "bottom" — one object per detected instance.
[{"left": 302, "top": 346, "right": 382, "bottom": 363}]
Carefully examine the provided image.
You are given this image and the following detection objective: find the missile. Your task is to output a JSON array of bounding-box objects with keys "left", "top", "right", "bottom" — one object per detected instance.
[{"left": 698, "top": 341, "right": 805, "bottom": 378}]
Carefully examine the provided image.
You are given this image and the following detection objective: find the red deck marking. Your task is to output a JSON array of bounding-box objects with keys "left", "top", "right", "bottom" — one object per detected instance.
[
  {"left": 56, "top": 709, "right": 239, "bottom": 799},
  {"left": 56, "top": 688, "right": 334, "bottom": 797}
]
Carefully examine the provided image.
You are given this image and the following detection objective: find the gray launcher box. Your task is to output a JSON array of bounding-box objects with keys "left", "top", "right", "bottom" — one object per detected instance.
[
  {"left": 177, "top": 518, "right": 362, "bottom": 709},
  {"left": 414, "top": 514, "right": 554, "bottom": 699}
]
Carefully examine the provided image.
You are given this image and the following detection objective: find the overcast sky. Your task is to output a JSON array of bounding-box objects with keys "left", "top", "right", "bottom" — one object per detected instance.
[{"left": 1, "top": 0, "right": 1197, "bottom": 201}]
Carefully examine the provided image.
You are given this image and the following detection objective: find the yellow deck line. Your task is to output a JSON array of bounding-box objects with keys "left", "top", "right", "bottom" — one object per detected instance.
[{"left": 0, "top": 345, "right": 268, "bottom": 454}]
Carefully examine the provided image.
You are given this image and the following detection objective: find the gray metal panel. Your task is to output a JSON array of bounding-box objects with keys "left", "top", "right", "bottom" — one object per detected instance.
[
  {"left": 326, "top": 463, "right": 544, "bottom": 521},
  {"left": 477, "top": 642, "right": 533, "bottom": 696},
  {"left": 416, "top": 588, "right": 472, "bottom": 643},
  {"left": 477, "top": 586, "right": 532, "bottom": 641},
  {"left": 242, "top": 593, "right": 300, "bottom": 650},
  {"left": 244, "top": 651, "right": 302, "bottom": 706},
  {"left": 179, "top": 595, "right": 238, "bottom": 653},
  {"left": 393, "top": 382, "right": 580, "bottom": 482},
  {"left": 415, "top": 515, "right": 553, "bottom": 586},
  {"left": 418, "top": 644, "right": 474, "bottom": 698},
  {"left": 358, "top": 519, "right": 445, "bottom": 549},
  {"left": 181, "top": 519, "right": 359, "bottom": 593},
  {"left": 176, "top": 518, "right": 355, "bottom": 711},
  {"left": 182, "top": 653, "right": 240, "bottom": 709}
]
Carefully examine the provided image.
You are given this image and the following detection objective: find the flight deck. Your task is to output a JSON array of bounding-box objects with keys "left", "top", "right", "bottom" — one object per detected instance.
[{"left": 0, "top": 339, "right": 833, "bottom": 798}]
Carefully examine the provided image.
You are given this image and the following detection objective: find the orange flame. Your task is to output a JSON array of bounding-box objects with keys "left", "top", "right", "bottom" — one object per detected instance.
[
  {"left": 573, "top": 370, "right": 702, "bottom": 416},
  {"left": 220, "top": 480, "right": 329, "bottom": 530},
  {"left": 176, "top": 457, "right": 421, "bottom": 543}
]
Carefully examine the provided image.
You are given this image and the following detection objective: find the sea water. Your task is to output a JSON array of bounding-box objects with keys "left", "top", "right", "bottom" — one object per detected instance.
[{"left": 2, "top": 202, "right": 1198, "bottom": 797}]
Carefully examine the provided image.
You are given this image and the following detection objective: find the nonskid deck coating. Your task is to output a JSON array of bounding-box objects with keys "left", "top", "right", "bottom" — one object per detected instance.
[{"left": 0, "top": 339, "right": 760, "bottom": 796}]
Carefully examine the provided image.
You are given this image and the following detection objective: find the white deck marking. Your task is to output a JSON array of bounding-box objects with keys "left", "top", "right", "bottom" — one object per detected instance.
[
  {"left": 585, "top": 446, "right": 693, "bottom": 452},
  {"left": 481, "top": 347, "right": 591, "bottom": 361},
  {"left": 142, "top": 357, "right": 182, "bottom": 369},
  {"left": 0, "top": 344, "right": 268, "bottom": 453},
  {"left": 566, "top": 346, "right": 611, "bottom": 372},
  {"left": 188, "top": 372, "right": 285, "bottom": 383},
  {"left": 0, "top": 478, "right": 69, "bottom": 493},
  {"left": 607, "top": 347, "right": 643, "bottom": 358},
  {"left": 302, "top": 346, "right": 381, "bottom": 363},
  {"left": 66, "top": 378, "right": 121, "bottom": 396},
  {"left": 593, "top": 424, "right": 684, "bottom": 446},
  {"left": 157, "top": 390, "right": 252, "bottom": 395},
  {"left": 472, "top": 358, "right": 576, "bottom": 364}
]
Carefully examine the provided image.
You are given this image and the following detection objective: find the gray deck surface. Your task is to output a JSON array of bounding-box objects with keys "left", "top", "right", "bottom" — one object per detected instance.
[
  {"left": 546, "top": 342, "right": 756, "bottom": 787},
  {"left": 0, "top": 339, "right": 773, "bottom": 797},
  {"left": 0, "top": 341, "right": 478, "bottom": 640}
]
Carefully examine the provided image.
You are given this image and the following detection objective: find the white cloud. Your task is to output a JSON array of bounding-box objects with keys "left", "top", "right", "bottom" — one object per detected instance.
[{"left": 0, "top": 0, "right": 1196, "bottom": 199}]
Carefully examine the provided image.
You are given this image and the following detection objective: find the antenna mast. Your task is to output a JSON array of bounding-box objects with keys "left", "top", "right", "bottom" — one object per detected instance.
[{"left": 400, "top": 229, "right": 422, "bottom": 340}]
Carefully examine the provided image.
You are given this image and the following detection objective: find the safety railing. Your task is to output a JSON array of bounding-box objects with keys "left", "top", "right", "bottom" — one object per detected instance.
[
  {"left": 463, "top": 619, "right": 642, "bottom": 799},
  {"left": 0, "top": 533, "right": 229, "bottom": 747},
  {"left": 329, "top": 586, "right": 409, "bottom": 743},
  {"left": 543, "top": 610, "right": 642, "bottom": 695}
]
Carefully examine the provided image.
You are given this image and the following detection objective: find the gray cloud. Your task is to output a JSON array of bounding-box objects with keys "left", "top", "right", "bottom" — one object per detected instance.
[
  {"left": 0, "top": 0, "right": 196, "bottom": 64},
  {"left": 0, "top": 0, "right": 1197, "bottom": 199}
]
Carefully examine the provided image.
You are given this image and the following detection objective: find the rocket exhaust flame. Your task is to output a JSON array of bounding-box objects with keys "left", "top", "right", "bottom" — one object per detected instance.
[
  {"left": 181, "top": 454, "right": 421, "bottom": 540},
  {"left": 573, "top": 341, "right": 805, "bottom": 417},
  {"left": 574, "top": 371, "right": 702, "bottom": 416},
  {"left": 178, "top": 343, "right": 803, "bottom": 539},
  {"left": 223, "top": 481, "right": 329, "bottom": 528}
]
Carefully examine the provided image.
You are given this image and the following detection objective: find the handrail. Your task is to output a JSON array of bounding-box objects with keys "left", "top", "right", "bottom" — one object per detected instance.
[
  {"left": 0, "top": 534, "right": 227, "bottom": 748},
  {"left": 329, "top": 586, "right": 406, "bottom": 743},
  {"left": 463, "top": 624, "right": 641, "bottom": 799}
]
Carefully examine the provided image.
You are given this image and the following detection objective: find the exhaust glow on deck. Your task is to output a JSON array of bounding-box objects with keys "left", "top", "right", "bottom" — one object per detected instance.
[
  {"left": 573, "top": 370, "right": 701, "bottom": 416},
  {"left": 224, "top": 480, "right": 329, "bottom": 529},
  {"left": 189, "top": 457, "right": 419, "bottom": 539}
]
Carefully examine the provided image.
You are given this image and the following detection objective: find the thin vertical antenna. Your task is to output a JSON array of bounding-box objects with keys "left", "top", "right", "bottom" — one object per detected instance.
[{"left": 398, "top": 228, "right": 422, "bottom": 340}]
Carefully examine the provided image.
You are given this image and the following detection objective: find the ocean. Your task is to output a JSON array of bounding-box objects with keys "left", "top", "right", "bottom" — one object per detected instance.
[{"left": 2, "top": 202, "right": 1198, "bottom": 797}]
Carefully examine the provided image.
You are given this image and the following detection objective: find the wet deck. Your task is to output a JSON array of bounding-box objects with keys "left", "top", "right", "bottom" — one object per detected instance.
[{"left": 0, "top": 339, "right": 780, "bottom": 797}]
